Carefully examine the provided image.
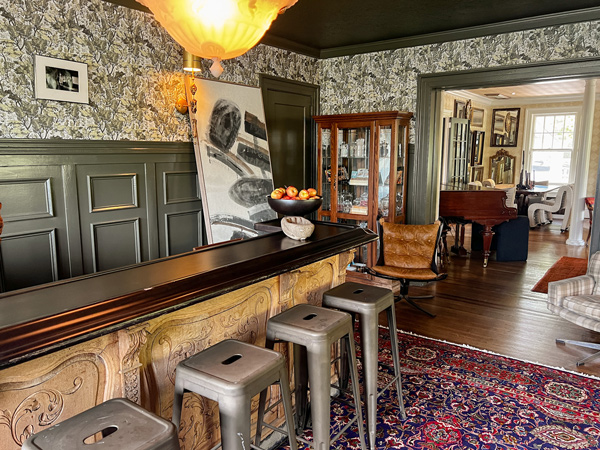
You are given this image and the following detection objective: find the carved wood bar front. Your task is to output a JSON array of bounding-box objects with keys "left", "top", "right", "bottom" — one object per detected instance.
[{"left": 0, "top": 222, "right": 371, "bottom": 450}]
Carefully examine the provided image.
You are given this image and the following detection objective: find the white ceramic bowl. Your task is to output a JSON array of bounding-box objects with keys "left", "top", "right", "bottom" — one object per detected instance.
[{"left": 280, "top": 216, "right": 315, "bottom": 241}]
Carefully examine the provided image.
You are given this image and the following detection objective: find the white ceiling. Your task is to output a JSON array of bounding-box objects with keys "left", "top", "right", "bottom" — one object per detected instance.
[{"left": 462, "top": 79, "right": 600, "bottom": 103}]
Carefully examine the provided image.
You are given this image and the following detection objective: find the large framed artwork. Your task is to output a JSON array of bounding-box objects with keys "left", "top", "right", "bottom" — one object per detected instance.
[{"left": 185, "top": 76, "right": 276, "bottom": 244}]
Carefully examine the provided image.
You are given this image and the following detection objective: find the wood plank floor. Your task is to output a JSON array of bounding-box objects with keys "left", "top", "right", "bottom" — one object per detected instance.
[{"left": 385, "top": 221, "right": 600, "bottom": 378}]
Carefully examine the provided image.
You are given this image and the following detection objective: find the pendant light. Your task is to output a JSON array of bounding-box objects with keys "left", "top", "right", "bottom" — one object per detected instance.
[{"left": 137, "top": 0, "right": 298, "bottom": 77}]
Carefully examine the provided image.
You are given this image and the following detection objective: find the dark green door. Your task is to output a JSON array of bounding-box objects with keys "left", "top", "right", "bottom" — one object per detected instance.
[{"left": 261, "top": 75, "right": 319, "bottom": 191}]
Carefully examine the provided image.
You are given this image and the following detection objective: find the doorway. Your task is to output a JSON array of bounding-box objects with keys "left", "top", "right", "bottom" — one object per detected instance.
[
  {"left": 412, "top": 58, "right": 600, "bottom": 254},
  {"left": 260, "top": 75, "right": 319, "bottom": 191}
]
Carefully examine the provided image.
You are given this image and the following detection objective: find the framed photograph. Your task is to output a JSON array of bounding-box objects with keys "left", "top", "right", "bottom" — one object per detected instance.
[
  {"left": 34, "top": 55, "right": 89, "bottom": 104},
  {"left": 490, "top": 108, "right": 520, "bottom": 147},
  {"left": 471, "top": 108, "right": 484, "bottom": 128},
  {"left": 453, "top": 100, "right": 466, "bottom": 118},
  {"left": 471, "top": 165, "right": 484, "bottom": 183}
]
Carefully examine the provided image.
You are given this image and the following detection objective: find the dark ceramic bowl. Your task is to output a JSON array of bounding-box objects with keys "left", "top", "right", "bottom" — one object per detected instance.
[{"left": 267, "top": 196, "right": 323, "bottom": 216}]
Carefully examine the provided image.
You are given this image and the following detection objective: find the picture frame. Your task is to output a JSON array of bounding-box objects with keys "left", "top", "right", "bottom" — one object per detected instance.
[
  {"left": 471, "top": 130, "right": 485, "bottom": 166},
  {"left": 34, "top": 55, "right": 89, "bottom": 104},
  {"left": 471, "top": 165, "right": 484, "bottom": 183},
  {"left": 453, "top": 100, "right": 466, "bottom": 118},
  {"left": 490, "top": 108, "right": 520, "bottom": 147},
  {"left": 471, "top": 108, "right": 484, "bottom": 128}
]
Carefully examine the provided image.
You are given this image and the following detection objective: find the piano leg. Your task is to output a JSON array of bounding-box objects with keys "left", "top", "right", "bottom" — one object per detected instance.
[
  {"left": 481, "top": 225, "right": 495, "bottom": 267},
  {"left": 450, "top": 223, "right": 469, "bottom": 256}
]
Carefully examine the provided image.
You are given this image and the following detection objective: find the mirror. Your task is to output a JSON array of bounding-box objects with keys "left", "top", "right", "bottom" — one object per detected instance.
[
  {"left": 490, "top": 108, "right": 520, "bottom": 147},
  {"left": 489, "top": 149, "right": 515, "bottom": 185}
]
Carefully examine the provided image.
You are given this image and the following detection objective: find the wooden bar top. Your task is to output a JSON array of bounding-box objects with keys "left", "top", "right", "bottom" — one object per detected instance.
[{"left": 0, "top": 221, "right": 376, "bottom": 369}]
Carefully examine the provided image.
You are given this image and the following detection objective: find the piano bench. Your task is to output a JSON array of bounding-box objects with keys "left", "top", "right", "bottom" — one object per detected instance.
[{"left": 472, "top": 216, "right": 529, "bottom": 262}]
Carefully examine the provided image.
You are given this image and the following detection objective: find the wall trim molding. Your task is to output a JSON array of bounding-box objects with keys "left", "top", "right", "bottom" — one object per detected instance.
[{"left": 0, "top": 139, "right": 194, "bottom": 155}]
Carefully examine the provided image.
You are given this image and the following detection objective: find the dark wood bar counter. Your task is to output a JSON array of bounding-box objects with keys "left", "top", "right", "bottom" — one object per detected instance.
[{"left": 0, "top": 221, "right": 375, "bottom": 450}]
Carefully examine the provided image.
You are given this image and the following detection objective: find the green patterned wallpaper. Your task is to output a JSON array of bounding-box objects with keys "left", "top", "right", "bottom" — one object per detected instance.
[
  {"left": 0, "top": 0, "right": 598, "bottom": 143},
  {"left": 0, "top": 0, "right": 319, "bottom": 140}
]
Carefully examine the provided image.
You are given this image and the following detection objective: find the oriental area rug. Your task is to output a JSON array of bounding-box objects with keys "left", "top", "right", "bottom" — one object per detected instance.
[
  {"left": 277, "top": 328, "right": 600, "bottom": 450},
  {"left": 532, "top": 256, "right": 588, "bottom": 294}
]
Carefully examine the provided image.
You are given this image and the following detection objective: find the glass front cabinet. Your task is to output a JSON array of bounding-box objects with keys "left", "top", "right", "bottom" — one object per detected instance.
[{"left": 314, "top": 111, "right": 413, "bottom": 268}]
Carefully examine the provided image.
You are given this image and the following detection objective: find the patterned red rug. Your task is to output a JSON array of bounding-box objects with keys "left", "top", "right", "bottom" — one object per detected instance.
[
  {"left": 532, "top": 256, "right": 588, "bottom": 294},
  {"left": 277, "top": 328, "right": 600, "bottom": 450}
]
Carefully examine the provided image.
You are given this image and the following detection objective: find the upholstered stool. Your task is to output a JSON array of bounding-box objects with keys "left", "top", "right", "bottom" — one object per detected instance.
[
  {"left": 171, "top": 339, "right": 297, "bottom": 450},
  {"left": 472, "top": 216, "right": 529, "bottom": 262},
  {"left": 22, "top": 397, "right": 179, "bottom": 450},
  {"left": 259, "top": 303, "right": 367, "bottom": 450},
  {"left": 322, "top": 282, "right": 406, "bottom": 450}
]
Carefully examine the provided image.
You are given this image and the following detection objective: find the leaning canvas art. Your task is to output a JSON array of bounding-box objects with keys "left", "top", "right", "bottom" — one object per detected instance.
[{"left": 186, "top": 76, "right": 276, "bottom": 243}]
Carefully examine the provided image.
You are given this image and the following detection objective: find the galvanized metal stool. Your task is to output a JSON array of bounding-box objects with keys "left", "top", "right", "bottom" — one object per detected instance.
[
  {"left": 22, "top": 397, "right": 180, "bottom": 450},
  {"left": 171, "top": 339, "right": 297, "bottom": 450},
  {"left": 323, "top": 282, "right": 406, "bottom": 450},
  {"left": 259, "top": 303, "right": 367, "bottom": 450}
]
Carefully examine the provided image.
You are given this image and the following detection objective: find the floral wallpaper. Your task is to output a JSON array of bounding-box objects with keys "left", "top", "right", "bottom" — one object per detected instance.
[
  {"left": 319, "top": 21, "right": 600, "bottom": 116},
  {"left": 0, "top": 0, "right": 598, "bottom": 145},
  {"left": 0, "top": 0, "right": 318, "bottom": 140}
]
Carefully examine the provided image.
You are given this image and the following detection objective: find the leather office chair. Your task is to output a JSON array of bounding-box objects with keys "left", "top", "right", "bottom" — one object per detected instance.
[
  {"left": 547, "top": 251, "right": 600, "bottom": 366},
  {"left": 367, "top": 218, "right": 447, "bottom": 317},
  {"left": 528, "top": 184, "right": 573, "bottom": 231}
]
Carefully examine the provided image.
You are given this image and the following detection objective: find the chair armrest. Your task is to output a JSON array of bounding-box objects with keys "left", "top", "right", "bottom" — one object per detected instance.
[{"left": 547, "top": 275, "right": 595, "bottom": 307}]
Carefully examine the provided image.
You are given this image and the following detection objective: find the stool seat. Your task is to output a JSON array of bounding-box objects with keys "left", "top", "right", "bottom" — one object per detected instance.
[
  {"left": 323, "top": 282, "right": 405, "bottom": 450},
  {"left": 322, "top": 282, "right": 394, "bottom": 313},
  {"left": 267, "top": 303, "right": 352, "bottom": 343},
  {"left": 172, "top": 339, "right": 297, "bottom": 450},
  {"left": 23, "top": 398, "right": 179, "bottom": 450},
  {"left": 176, "top": 339, "right": 285, "bottom": 397}
]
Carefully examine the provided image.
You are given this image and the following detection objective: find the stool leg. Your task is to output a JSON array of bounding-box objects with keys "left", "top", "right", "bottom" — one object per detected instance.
[
  {"left": 279, "top": 368, "right": 299, "bottom": 450},
  {"left": 344, "top": 333, "right": 367, "bottom": 450},
  {"left": 219, "top": 396, "right": 252, "bottom": 450},
  {"left": 306, "top": 345, "right": 332, "bottom": 450},
  {"left": 361, "top": 312, "right": 379, "bottom": 450},
  {"left": 172, "top": 376, "right": 185, "bottom": 430},
  {"left": 256, "top": 336, "right": 276, "bottom": 446},
  {"left": 386, "top": 307, "right": 406, "bottom": 420},
  {"left": 339, "top": 312, "right": 356, "bottom": 390},
  {"left": 294, "top": 343, "right": 309, "bottom": 433}
]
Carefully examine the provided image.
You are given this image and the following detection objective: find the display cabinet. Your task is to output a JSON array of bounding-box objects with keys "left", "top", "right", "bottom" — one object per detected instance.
[{"left": 314, "top": 111, "right": 413, "bottom": 268}]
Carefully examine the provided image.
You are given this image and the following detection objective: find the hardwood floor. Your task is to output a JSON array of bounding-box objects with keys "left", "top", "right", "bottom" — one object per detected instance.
[{"left": 385, "top": 221, "right": 600, "bottom": 377}]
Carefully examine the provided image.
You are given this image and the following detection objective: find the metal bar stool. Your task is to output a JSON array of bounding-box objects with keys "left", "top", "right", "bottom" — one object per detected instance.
[
  {"left": 23, "top": 397, "right": 180, "bottom": 450},
  {"left": 323, "top": 282, "right": 406, "bottom": 450},
  {"left": 171, "top": 339, "right": 297, "bottom": 450},
  {"left": 258, "top": 303, "right": 367, "bottom": 450}
]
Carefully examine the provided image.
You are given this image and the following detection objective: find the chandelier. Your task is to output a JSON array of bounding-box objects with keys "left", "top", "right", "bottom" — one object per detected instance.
[{"left": 137, "top": 0, "right": 298, "bottom": 77}]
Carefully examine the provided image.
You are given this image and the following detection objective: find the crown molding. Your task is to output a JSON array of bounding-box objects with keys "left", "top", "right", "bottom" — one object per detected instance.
[{"left": 319, "top": 7, "right": 600, "bottom": 59}]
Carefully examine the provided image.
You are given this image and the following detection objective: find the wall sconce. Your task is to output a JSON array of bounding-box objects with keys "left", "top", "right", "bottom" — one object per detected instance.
[
  {"left": 137, "top": 0, "right": 298, "bottom": 77},
  {"left": 176, "top": 50, "right": 203, "bottom": 114}
]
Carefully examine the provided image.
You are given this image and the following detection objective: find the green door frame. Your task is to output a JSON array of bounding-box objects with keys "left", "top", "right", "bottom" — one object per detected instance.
[{"left": 411, "top": 57, "right": 600, "bottom": 254}]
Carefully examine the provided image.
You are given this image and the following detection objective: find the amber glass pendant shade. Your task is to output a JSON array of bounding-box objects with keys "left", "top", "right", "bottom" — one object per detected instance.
[{"left": 137, "top": 0, "right": 298, "bottom": 77}]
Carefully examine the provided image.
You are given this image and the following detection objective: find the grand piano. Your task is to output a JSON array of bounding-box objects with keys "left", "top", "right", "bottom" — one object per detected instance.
[{"left": 439, "top": 183, "right": 518, "bottom": 267}]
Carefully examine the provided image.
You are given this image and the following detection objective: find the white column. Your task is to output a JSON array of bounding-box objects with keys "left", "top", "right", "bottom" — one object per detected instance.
[{"left": 567, "top": 79, "right": 596, "bottom": 246}]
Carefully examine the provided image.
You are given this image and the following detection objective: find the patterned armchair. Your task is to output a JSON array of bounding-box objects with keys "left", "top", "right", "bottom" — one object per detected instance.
[{"left": 547, "top": 251, "right": 600, "bottom": 366}]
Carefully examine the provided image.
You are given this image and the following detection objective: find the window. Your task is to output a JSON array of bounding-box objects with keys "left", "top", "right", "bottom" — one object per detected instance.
[{"left": 529, "top": 112, "right": 577, "bottom": 187}]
